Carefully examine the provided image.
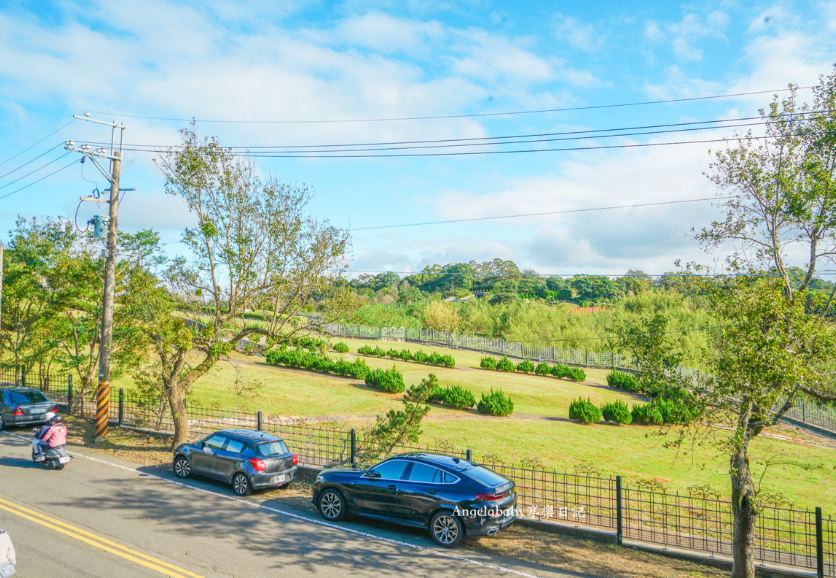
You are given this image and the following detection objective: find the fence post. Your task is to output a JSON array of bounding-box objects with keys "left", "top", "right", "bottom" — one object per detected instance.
[
  {"left": 67, "top": 375, "right": 73, "bottom": 415},
  {"left": 118, "top": 388, "right": 124, "bottom": 427},
  {"left": 803, "top": 404, "right": 807, "bottom": 423},
  {"left": 21, "top": 367, "right": 26, "bottom": 388},
  {"left": 350, "top": 429, "right": 356, "bottom": 467},
  {"left": 257, "top": 410, "right": 263, "bottom": 431},
  {"left": 816, "top": 506, "right": 824, "bottom": 578},
  {"left": 616, "top": 476, "right": 623, "bottom": 546},
  {"left": 585, "top": 350, "right": 589, "bottom": 367},
  {"left": 466, "top": 449, "right": 473, "bottom": 462}
]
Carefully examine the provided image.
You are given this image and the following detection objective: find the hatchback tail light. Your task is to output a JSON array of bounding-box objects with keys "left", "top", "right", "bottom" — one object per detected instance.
[
  {"left": 292, "top": 454, "right": 298, "bottom": 466},
  {"left": 249, "top": 458, "right": 266, "bottom": 471},
  {"left": 12, "top": 407, "right": 24, "bottom": 416},
  {"left": 476, "top": 492, "right": 506, "bottom": 502}
]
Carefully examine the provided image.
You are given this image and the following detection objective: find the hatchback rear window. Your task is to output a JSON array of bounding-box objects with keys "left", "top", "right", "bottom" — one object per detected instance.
[
  {"left": 466, "top": 465, "right": 507, "bottom": 487},
  {"left": 8, "top": 391, "right": 48, "bottom": 405},
  {"left": 255, "top": 441, "right": 289, "bottom": 457}
]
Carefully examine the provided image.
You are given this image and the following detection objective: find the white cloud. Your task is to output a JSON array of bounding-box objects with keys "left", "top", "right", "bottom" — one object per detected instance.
[
  {"left": 554, "top": 14, "right": 602, "bottom": 51},
  {"left": 672, "top": 38, "right": 702, "bottom": 62}
]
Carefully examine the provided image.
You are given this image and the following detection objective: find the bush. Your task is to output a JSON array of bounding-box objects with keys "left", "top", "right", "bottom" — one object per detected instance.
[
  {"left": 333, "top": 342, "right": 349, "bottom": 354},
  {"left": 477, "top": 389, "right": 514, "bottom": 416},
  {"left": 569, "top": 397, "right": 602, "bottom": 424},
  {"left": 606, "top": 370, "right": 639, "bottom": 392},
  {"left": 414, "top": 350, "right": 429, "bottom": 363},
  {"left": 408, "top": 374, "right": 444, "bottom": 403},
  {"left": 516, "top": 359, "right": 535, "bottom": 374},
  {"left": 357, "top": 345, "right": 373, "bottom": 355},
  {"left": 365, "top": 365, "right": 405, "bottom": 393},
  {"left": 601, "top": 401, "right": 632, "bottom": 425},
  {"left": 655, "top": 397, "right": 693, "bottom": 425},
  {"left": 480, "top": 356, "right": 497, "bottom": 370},
  {"left": 386, "top": 348, "right": 401, "bottom": 358},
  {"left": 535, "top": 362, "right": 551, "bottom": 376},
  {"left": 496, "top": 356, "right": 516, "bottom": 372},
  {"left": 371, "top": 346, "right": 386, "bottom": 357},
  {"left": 631, "top": 403, "right": 663, "bottom": 425},
  {"left": 438, "top": 354, "right": 456, "bottom": 368},
  {"left": 267, "top": 349, "right": 369, "bottom": 379},
  {"left": 442, "top": 385, "right": 476, "bottom": 410},
  {"left": 565, "top": 367, "right": 586, "bottom": 382},
  {"left": 398, "top": 349, "right": 414, "bottom": 361},
  {"left": 550, "top": 363, "right": 569, "bottom": 378}
]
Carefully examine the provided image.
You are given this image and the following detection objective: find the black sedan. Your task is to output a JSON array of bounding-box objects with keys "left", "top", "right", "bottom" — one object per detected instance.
[
  {"left": 173, "top": 429, "right": 298, "bottom": 496},
  {"left": 0, "top": 388, "right": 58, "bottom": 430},
  {"left": 312, "top": 453, "right": 517, "bottom": 547}
]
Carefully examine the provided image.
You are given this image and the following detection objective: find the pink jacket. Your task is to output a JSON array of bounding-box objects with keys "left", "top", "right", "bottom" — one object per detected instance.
[{"left": 42, "top": 423, "right": 67, "bottom": 448}]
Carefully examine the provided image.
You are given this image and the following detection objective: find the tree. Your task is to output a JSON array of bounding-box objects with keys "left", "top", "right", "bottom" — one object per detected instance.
[
  {"left": 570, "top": 275, "right": 624, "bottom": 304},
  {"left": 144, "top": 125, "right": 350, "bottom": 447}
]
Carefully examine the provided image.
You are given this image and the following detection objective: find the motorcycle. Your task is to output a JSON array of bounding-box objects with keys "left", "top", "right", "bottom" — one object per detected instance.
[{"left": 31, "top": 429, "right": 72, "bottom": 470}]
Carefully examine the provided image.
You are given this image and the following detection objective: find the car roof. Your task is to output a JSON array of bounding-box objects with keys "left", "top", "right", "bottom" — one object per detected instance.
[
  {"left": 214, "top": 429, "right": 283, "bottom": 443},
  {"left": 390, "top": 453, "right": 472, "bottom": 471},
  {"left": 7, "top": 388, "right": 41, "bottom": 393}
]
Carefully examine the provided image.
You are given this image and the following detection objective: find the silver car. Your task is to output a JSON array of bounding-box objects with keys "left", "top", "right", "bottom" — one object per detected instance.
[{"left": 0, "top": 388, "right": 57, "bottom": 430}]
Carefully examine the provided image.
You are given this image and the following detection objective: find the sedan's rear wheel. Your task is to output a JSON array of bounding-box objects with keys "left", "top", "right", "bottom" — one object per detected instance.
[
  {"left": 173, "top": 456, "right": 191, "bottom": 478},
  {"left": 232, "top": 472, "right": 252, "bottom": 496},
  {"left": 318, "top": 489, "right": 346, "bottom": 521},
  {"left": 430, "top": 511, "right": 464, "bottom": 548},
  {"left": 0, "top": 414, "right": 5, "bottom": 431}
]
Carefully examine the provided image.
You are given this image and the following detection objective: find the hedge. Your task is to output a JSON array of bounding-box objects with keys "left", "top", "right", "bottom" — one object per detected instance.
[
  {"left": 631, "top": 398, "right": 693, "bottom": 425},
  {"left": 480, "top": 356, "right": 497, "bottom": 370},
  {"left": 357, "top": 345, "right": 455, "bottom": 368},
  {"left": 365, "top": 366, "right": 405, "bottom": 393},
  {"left": 601, "top": 400, "right": 632, "bottom": 425},
  {"left": 332, "top": 342, "right": 349, "bottom": 353},
  {"left": 606, "top": 370, "right": 640, "bottom": 392},
  {"left": 479, "top": 356, "right": 586, "bottom": 382},
  {"left": 569, "top": 397, "right": 601, "bottom": 423},
  {"left": 266, "top": 349, "right": 369, "bottom": 379},
  {"left": 477, "top": 389, "right": 514, "bottom": 416}
]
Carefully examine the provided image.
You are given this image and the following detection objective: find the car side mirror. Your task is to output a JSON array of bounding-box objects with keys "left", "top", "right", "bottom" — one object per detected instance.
[{"left": 367, "top": 469, "right": 380, "bottom": 478}]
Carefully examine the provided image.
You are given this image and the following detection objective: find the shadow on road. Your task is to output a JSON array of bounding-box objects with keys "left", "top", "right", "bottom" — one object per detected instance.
[{"left": 0, "top": 456, "right": 37, "bottom": 469}]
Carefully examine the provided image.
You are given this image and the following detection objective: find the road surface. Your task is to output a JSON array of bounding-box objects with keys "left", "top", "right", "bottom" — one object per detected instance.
[{"left": 0, "top": 430, "right": 581, "bottom": 578}]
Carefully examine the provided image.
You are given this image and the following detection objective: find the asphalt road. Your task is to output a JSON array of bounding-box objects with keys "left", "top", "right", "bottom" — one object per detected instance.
[{"left": 0, "top": 430, "right": 581, "bottom": 578}]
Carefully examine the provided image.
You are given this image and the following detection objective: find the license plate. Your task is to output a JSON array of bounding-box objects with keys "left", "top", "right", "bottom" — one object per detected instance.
[
  {"left": 273, "top": 474, "right": 286, "bottom": 483},
  {"left": 30, "top": 408, "right": 47, "bottom": 414},
  {"left": 58, "top": 457, "right": 71, "bottom": 464}
]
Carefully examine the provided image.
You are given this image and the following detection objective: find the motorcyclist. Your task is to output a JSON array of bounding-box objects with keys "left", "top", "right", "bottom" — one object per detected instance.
[{"left": 33, "top": 412, "right": 66, "bottom": 462}]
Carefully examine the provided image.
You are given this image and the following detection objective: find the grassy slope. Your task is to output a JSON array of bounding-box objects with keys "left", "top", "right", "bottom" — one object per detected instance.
[{"left": 112, "top": 337, "right": 836, "bottom": 511}]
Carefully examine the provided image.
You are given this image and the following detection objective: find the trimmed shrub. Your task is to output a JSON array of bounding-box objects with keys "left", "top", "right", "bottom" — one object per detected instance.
[
  {"left": 569, "top": 397, "right": 602, "bottom": 423},
  {"left": 550, "top": 363, "right": 569, "bottom": 378},
  {"left": 631, "top": 403, "right": 663, "bottom": 425},
  {"left": 414, "top": 350, "right": 429, "bottom": 363},
  {"left": 655, "top": 397, "right": 693, "bottom": 425},
  {"left": 606, "top": 370, "right": 639, "bottom": 392},
  {"left": 496, "top": 356, "right": 516, "bottom": 372},
  {"left": 333, "top": 342, "right": 349, "bottom": 354},
  {"left": 477, "top": 389, "right": 514, "bottom": 416},
  {"left": 437, "top": 354, "right": 456, "bottom": 368},
  {"left": 442, "top": 385, "right": 476, "bottom": 410},
  {"left": 365, "top": 365, "right": 405, "bottom": 393},
  {"left": 480, "top": 356, "right": 497, "bottom": 370},
  {"left": 516, "top": 359, "right": 535, "bottom": 374},
  {"left": 535, "top": 362, "right": 551, "bottom": 376},
  {"left": 357, "top": 345, "right": 373, "bottom": 355},
  {"left": 398, "top": 349, "right": 414, "bottom": 361},
  {"left": 601, "top": 400, "right": 632, "bottom": 425},
  {"left": 386, "top": 348, "right": 401, "bottom": 358},
  {"left": 371, "top": 346, "right": 386, "bottom": 357},
  {"left": 565, "top": 367, "right": 586, "bottom": 382},
  {"left": 267, "top": 350, "right": 368, "bottom": 379}
]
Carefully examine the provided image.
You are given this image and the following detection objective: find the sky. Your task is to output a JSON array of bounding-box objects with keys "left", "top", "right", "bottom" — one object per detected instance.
[{"left": 1, "top": 0, "right": 835, "bottom": 278}]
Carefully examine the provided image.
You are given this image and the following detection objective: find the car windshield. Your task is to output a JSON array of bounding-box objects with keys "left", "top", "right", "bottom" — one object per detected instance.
[
  {"left": 255, "top": 441, "right": 289, "bottom": 457},
  {"left": 466, "top": 465, "right": 507, "bottom": 487},
  {"left": 8, "top": 390, "right": 48, "bottom": 405}
]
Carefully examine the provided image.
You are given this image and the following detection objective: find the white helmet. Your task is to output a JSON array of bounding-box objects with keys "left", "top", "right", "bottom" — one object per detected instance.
[{"left": 43, "top": 412, "right": 56, "bottom": 423}]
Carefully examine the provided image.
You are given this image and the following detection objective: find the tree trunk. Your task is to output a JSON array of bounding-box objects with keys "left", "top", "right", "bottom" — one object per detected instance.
[
  {"left": 730, "top": 448, "right": 757, "bottom": 578},
  {"left": 167, "top": 385, "right": 189, "bottom": 450}
]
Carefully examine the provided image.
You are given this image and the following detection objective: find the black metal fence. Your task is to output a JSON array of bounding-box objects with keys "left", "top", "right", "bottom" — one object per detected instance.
[{"left": 3, "top": 374, "right": 834, "bottom": 576}]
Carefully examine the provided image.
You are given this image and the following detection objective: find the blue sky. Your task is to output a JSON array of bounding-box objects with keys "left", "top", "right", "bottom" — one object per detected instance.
[{"left": 1, "top": 0, "right": 835, "bottom": 277}]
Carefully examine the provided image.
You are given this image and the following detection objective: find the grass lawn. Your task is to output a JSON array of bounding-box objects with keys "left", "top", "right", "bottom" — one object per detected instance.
[{"left": 111, "top": 337, "right": 836, "bottom": 511}]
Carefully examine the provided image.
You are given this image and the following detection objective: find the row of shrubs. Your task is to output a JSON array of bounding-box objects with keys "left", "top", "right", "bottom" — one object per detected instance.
[
  {"left": 265, "top": 349, "right": 370, "bottom": 379},
  {"left": 365, "top": 366, "right": 405, "bottom": 393},
  {"left": 480, "top": 356, "right": 586, "bottom": 382},
  {"left": 356, "top": 345, "right": 456, "bottom": 368},
  {"left": 284, "top": 336, "right": 328, "bottom": 352},
  {"left": 568, "top": 396, "right": 694, "bottom": 425}
]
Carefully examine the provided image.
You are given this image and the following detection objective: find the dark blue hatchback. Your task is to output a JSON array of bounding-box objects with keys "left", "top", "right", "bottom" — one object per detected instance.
[
  {"left": 312, "top": 453, "right": 517, "bottom": 547},
  {"left": 173, "top": 429, "right": 298, "bottom": 496}
]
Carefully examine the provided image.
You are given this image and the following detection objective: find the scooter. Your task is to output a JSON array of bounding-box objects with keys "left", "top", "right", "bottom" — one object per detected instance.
[{"left": 31, "top": 429, "right": 72, "bottom": 470}]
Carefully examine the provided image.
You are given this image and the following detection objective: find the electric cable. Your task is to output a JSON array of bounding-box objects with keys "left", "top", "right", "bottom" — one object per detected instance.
[
  {"left": 0, "top": 143, "right": 64, "bottom": 180},
  {"left": 0, "top": 152, "right": 73, "bottom": 191},
  {"left": 0, "top": 158, "right": 79, "bottom": 201},
  {"left": 88, "top": 86, "right": 811, "bottom": 125},
  {"left": 0, "top": 119, "right": 75, "bottom": 167}
]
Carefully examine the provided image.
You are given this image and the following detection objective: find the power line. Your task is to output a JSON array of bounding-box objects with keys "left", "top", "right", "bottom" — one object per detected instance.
[
  {"left": 0, "top": 119, "right": 76, "bottom": 167},
  {"left": 0, "top": 143, "right": 64, "bottom": 180},
  {"left": 88, "top": 86, "right": 810, "bottom": 125},
  {"left": 0, "top": 158, "right": 79, "bottom": 201},
  {"left": 352, "top": 197, "right": 732, "bottom": 231},
  {"left": 0, "top": 152, "right": 73, "bottom": 191},
  {"left": 340, "top": 270, "right": 836, "bottom": 278}
]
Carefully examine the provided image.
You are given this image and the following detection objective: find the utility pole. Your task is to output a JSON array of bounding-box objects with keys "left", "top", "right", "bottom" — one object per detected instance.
[
  {"left": 65, "top": 113, "right": 126, "bottom": 439},
  {"left": 0, "top": 241, "right": 4, "bottom": 335}
]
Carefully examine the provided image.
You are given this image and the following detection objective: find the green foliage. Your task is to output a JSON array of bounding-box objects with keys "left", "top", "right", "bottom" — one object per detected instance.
[
  {"left": 606, "top": 370, "right": 639, "bottom": 392},
  {"left": 332, "top": 342, "right": 349, "bottom": 353},
  {"left": 480, "top": 356, "right": 497, "bottom": 370},
  {"left": 442, "top": 385, "right": 476, "bottom": 409},
  {"left": 535, "top": 362, "right": 551, "bottom": 375},
  {"left": 407, "top": 374, "right": 444, "bottom": 403},
  {"left": 631, "top": 403, "right": 663, "bottom": 425},
  {"left": 365, "top": 365, "right": 405, "bottom": 393},
  {"left": 565, "top": 367, "right": 586, "bottom": 382},
  {"left": 496, "top": 356, "right": 516, "bottom": 372},
  {"left": 386, "top": 348, "right": 401, "bottom": 357},
  {"left": 363, "top": 380, "right": 431, "bottom": 460},
  {"left": 516, "top": 359, "right": 535, "bottom": 373},
  {"left": 413, "top": 350, "right": 429, "bottom": 363},
  {"left": 601, "top": 400, "right": 632, "bottom": 425},
  {"left": 568, "top": 397, "right": 602, "bottom": 423},
  {"left": 265, "top": 349, "right": 369, "bottom": 379},
  {"left": 477, "top": 389, "right": 514, "bottom": 416}
]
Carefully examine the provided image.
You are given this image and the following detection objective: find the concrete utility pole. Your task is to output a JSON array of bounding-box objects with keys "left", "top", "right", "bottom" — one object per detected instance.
[{"left": 65, "top": 113, "right": 126, "bottom": 439}]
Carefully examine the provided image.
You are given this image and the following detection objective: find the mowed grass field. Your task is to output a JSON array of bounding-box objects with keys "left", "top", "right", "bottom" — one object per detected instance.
[{"left": 112, "top": 337, "right": 836, "bottom": 511}]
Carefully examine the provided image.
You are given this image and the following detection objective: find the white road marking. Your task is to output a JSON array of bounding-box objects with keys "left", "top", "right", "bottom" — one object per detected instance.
[{"left": 1, "top": 431, "right": 543, "bottom": 578}]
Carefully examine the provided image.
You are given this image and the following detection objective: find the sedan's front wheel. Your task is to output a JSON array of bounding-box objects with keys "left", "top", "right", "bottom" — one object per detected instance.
[
  {"left": 232, "top": 473, "right": 252, "bottom": 496},
  {"left": 173, "top": 456, "right": 191, "bottom": 478},
  {"left": 318, "top": 489, "right": 347, "bottom": 521},
  {"left": 430, "top": 511, "right": 464, "bottom": 548}
]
